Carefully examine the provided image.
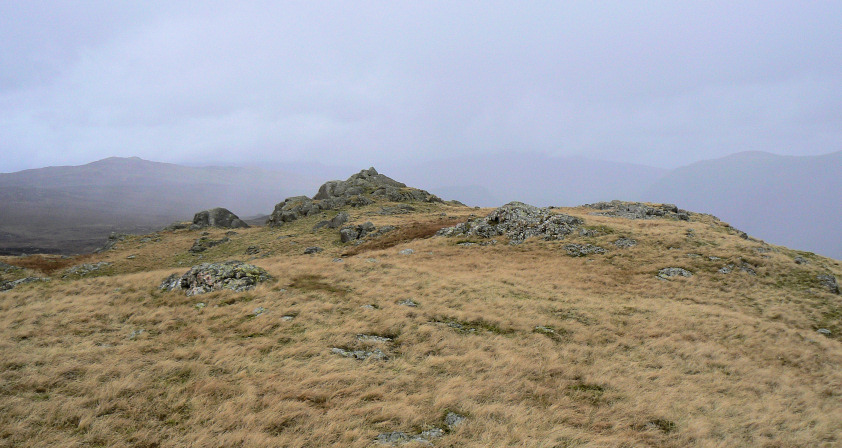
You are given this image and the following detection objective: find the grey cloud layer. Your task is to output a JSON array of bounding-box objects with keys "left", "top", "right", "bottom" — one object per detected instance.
[{"left": 1, "top": 1, "right": 840, "bottom": 171}]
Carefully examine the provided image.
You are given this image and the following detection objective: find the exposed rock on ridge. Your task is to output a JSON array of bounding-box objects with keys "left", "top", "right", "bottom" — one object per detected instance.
[
  {"left": 160, "top": 261, "right": 271, "bottom": 296},
  {"left": 585, "top": 200, "right": 691, "bottom": 221},
  {"left": 267, "top": 168, "right": 441, "bottom": 227},
  {"left": 437, "top": 201, "right": 582, "bottom": 244},
  {"left": 191, "top": 207, "right": 248, "bottom": 229}
]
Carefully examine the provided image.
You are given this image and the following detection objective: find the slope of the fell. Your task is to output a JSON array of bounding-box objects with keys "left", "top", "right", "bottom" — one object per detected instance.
[
  {"left": 0, "top": 199, "right": 840, "bottom": 448},
  {"left": 0, "top": 157, "right": 315, "bottom": 255},
  {"left": 641, "top": 150, "right": 842, "bottom": 260}
]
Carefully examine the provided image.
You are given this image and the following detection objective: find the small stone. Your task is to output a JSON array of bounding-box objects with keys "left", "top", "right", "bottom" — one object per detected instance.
[
  {"left": 657, "top": 267, "right": 693, "bottom": 279},
  {"left": 445, "top": 412, "right": 466, "bottom": 429},
  {"left": 126, "top": 255, "right": 137, "bottom": 259},
  {"left": 357, "top": 334, "right": 393, "bottom": 343},
  {"left": 253, "top": 306, "right": 265, "bottom": 316},
  {"left": 195, "top": 302, "right": 206, "bottom": 309},
  {"left": 304, "top": 246, "right": 323, "bottom": 254},
  {"left": 794, "top": 256, "right": 808, "bottom": 265},
  {"left": 361, "top": 304, "right": 377, "bottom": 310},
  {"left": 128, "top": 329, "right": 144, "bottom": 340},
  {"left": 397, "top": 299, "right": 419, "bottom": 307},
  {"left": 281, "top": 315, "right": 295, "bottom": 321},
  {"left": 399, "top": 248, "right": 415, "bottom": 255},
  {"left": 366, "top": 258, "right": 378, "bottom": 263},
  {"left": 817, "top": 328, "right": 832, "bottom": 336},
  {"left": 332, "top": 258, "right": 344, "bottom": 263},
  {"left": 613, "top": 237, "right": 637, "bottom": 248},
  {"left": 245, "top": 246, "right": 260, "bottom": 255}
]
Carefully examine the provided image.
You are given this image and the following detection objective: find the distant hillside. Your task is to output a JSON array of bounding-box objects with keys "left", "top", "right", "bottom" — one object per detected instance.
[
  {"left": 0, "top": 157, "right": 316, "bottom": 254},
  {"left": 384, "top": 153, "right": 667, "bottom": 207},
  {"left": 641, "top": 151, "right": 842, "bottom": 259}
]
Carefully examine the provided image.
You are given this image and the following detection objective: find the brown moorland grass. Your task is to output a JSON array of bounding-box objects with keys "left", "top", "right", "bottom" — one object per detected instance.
[{"left": 0, "top": 202, "right": 840, "bottom": 447}]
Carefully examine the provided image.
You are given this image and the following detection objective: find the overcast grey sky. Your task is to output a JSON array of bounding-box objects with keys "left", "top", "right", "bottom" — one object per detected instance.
[{"left": 1, "top": 1, "right": 840, "bottom": 173}]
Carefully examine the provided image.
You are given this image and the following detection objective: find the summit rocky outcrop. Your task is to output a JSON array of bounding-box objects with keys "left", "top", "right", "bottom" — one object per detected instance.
[{"left": 267, "top": 168, "right": 441, "bottom": 227}]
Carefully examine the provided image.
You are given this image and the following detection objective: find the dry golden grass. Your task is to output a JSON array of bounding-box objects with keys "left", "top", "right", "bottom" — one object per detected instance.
[{"left": 1, "top": 202, "right": 841, "bottom": 447}]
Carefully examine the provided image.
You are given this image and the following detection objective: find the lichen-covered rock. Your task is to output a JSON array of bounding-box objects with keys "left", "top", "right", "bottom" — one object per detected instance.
[
  {"left": 339, "top": 222, "right": 377, "bottom": 243},
  {"left": 191, "top": 207, "right": 249, "bottom": 229},
  {"left": 160, "top": 261, "right": 272, "bottom": 296},
  {"left": 0, "top": 261, "right": 21, "bottom": 273},
  {"left": 818, "top": 274, "right": 839, "bottom": 294},
  {"left": 62, "top": 262, "right": 111, "bottom": 278},
  {"left": 718, "top": 261, "right": 757, "bottom": 276},
  {"left": 613, "top": 237, "right": 637, "bottom": 248},
  {"left": 585, "top": 200, "right": 691, "bottom": 220},
  {"left": 1, "top": 276, "right": 50, "bottom": 292},
  {"left": 657, "top": 267, "right": 693, "bottom": 279},
  {"left": 564, "top": 243, "right": 607, "bottom": 257},
  {"left": 312, "top": 211, "right": 349, "bottom": 231},
  {"left": 437, "top": 201, "right": 582, "bottom": 244}
]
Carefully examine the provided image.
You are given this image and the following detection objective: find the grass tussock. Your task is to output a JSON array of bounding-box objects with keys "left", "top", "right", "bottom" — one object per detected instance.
[
  {"left": 3, "top": 253, "right": 94, "bottom": 276},
  {"left": 1, "top": 201, "right": 841, "bottom": 447},
  {"left": 342, "top": 219, "right": 463, "bottom": 256}
]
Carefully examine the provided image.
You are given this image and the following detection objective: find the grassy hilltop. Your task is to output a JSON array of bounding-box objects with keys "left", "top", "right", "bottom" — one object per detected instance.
[{"left": 1, "top": 174, "right": 841, "bottom": 447}]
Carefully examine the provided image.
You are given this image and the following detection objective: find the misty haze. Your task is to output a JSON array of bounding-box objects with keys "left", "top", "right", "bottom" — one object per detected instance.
[{"left": 1, "top": 2, "right": 841, "bottom": 447}]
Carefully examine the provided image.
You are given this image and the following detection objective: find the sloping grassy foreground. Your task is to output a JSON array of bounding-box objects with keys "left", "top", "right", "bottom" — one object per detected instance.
[{"left": 1, "top": 202, "right": 840, "bottom": 447}]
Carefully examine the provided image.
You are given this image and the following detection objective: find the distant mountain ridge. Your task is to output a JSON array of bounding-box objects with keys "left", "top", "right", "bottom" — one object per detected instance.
[
  {"left": 641, "top": 150, "right": 842, "bottom": 259},
  {"left": 0, "top": 157, "right": 316, "bottom": 254},
  {"left": 1, "top": 151, "right": 840, "bottom": 259}
]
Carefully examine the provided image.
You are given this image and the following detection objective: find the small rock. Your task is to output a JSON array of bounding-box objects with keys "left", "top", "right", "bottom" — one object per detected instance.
[
  {"left": 195, "top": 302, "right": 206, "bottom": 309},
  {"left": 817, "top": 328, "right": 832, "bottom": 336},
  {"left": 304, "top": 246, "right": 323, "bottom": 254},
  {"left": 564, "top": 243, "right": 606, "bottom": 257},
  {"left": 534, "top": 325, "right": 556, "bottom": 335},
  {"left": 817, "top": 274, "right": 839, "bottom": 294},
  {"left": 253, "top": 307, "right": 265, "bottom": 316},
  {"left": 361, "top": 304, "right": 378, "bottom": 310},
  {"left": 657, "top": 267, "right": 692, "bottom": 279},
  {"left": 331, "top": 347, "right": 388, "bottom": 361},
  {"left": 126, "top": 255, "right": 137, "bottom": 259},
  {"left": 281, "top": 315, "right": 295, "bottom": 321},
  {"left": 191, "top": 207, "right": 249, "bottom": 229},
  {"left": 245, "top": 246, "right": 260, "bottom": 255},
  {"left": 397, "top": 299, "right": 419, "bottom": 307},
  {"left": 613, "top": 237, "right": 637, "bottom": 248},
  {"left": 128, "top": 329, "right": 144, "bottom": 340},
  {"left": 0, "top": 276, "right": 50, "bottom": 292},
  {"left": 399, "top": 248, "right": 415, "bottom": 255},
  {"left": 794, "top": 256, "right": 808, "bottom": 265},
  {"left": 332, "top": 258, "right": 344, "bottom": 263},
  {"left": 357, "top": 334, "right": 393, "bottom": 343},
  {"left": 445, "top": 412, "right": 466, "bottom": 429},
  {"left": 366, "top": 258, "right": 378, "bottom": 263}
]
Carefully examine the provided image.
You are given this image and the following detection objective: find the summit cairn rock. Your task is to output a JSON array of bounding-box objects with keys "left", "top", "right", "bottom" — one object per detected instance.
[
  {"left": 437, "top": 201, "right": 582, "bottom": 244},
  {"left": 191, "top": 207, "right": 249, "bottom": 229},
  {"left": 160, "top": 261, "right": 271, "bottom": 296},
  {"left": 267, "top": 168, "right": 440, "bottom": 227}
]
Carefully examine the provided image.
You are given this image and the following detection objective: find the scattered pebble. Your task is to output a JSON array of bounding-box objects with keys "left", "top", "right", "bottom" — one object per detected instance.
[{"left": 397, "top": 299, "right": 419, "bottom": 307}]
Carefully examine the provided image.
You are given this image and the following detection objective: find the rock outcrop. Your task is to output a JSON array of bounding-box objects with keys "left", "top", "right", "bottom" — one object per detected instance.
[
  {"left": 1, "top": 276, "right": 50, "bottom": 292},
  {"left": 818, "top": 274, "right": 839, "bottom": 294},
  {"left": 267, "top": 168, "right": 440, "bottom": 227},
  {"left": 437, "top": 201, "right": 582, "bottom": 244},
  {"left": 585, "top": 200, "right": 690, "bottom": 221},
  {"left": 191, "top": 208, "right": 249, "bottom": 229},
  {"left": 160, "top": 261, "right": 271, "bottom": 296}
]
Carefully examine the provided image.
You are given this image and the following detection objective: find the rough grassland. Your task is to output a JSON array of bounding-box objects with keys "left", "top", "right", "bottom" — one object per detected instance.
[{"left": 1, "top": 202, "right": 840, "bottom": 447}]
